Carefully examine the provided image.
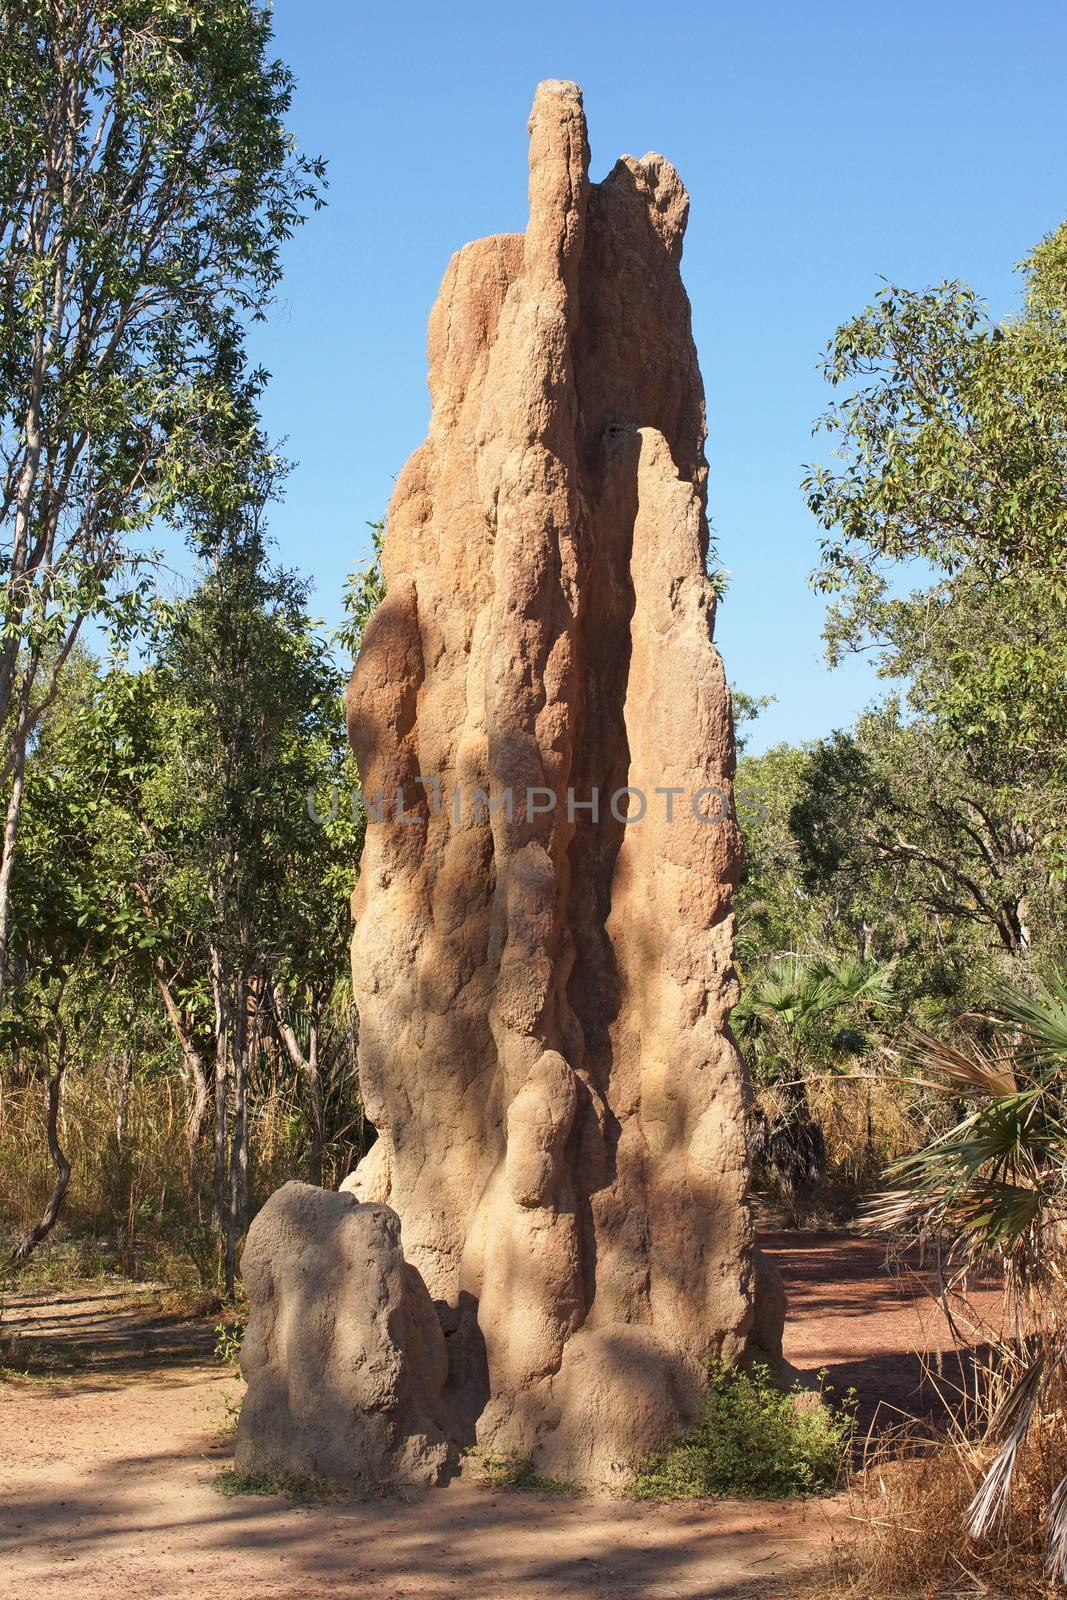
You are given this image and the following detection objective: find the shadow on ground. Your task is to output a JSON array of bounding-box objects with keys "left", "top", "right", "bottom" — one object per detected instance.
[
  {"left": 761, "top": 1229, "right": 1004, "bottom": 1434},
  {"left": 0, "top": 1230, "right": 1006, "bottom": 1598},
  {"left": 0, "top": 1281, "right": 217, "bottom": 1377}
]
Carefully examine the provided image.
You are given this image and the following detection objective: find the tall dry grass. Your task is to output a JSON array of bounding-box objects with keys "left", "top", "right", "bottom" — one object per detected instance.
[
  {"left": 809, "top": 1072, "right": 921, "bottom": 1183},
  {"left": 805, "top": 1355, "right": 1067, "bottom": 1598},
  {"left": 755, "top": 1069, "right": 927, "bottom": 1225},
  {"left": 0, "top": 1060, "right": 362, "bottom": 1286}
]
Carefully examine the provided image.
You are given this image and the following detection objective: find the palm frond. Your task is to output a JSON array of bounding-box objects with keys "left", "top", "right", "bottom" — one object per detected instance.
[
  {"left": 871, "top": 974, "right": 1067, "bottom": 1567},
  {"left": 967, "top": 1352, "right": 1046, "bottom": 1538},
  {"left": 828, "top": 955, "right": 895, "bottom": 1008},
  {"left": 994, "top": 974, "right": 1067, "bottom": 1068},
  {"left": 1047, "top": 1469, "right": 1067, "bottom": 1581},
  {"left": 902, "top": 1027, "right": 1018, "bottom": 1098}
]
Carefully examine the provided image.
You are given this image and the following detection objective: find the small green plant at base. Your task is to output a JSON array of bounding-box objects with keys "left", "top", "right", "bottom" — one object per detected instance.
[
  {"left": 208, "top": 1319, "right": 246, "bottom": 1436},
  {"left": 215, "top": 1383, "right": 244, "bottom": 1437},
  {"left": 467, "top": 1447, "right": 580, "bottom": 1497},
  {"left": 213, "top": 1319, "right": 244, "bottom": 1371},
  {"left": 212, "top": 1466, "right": 333, "bottom": 1503},
  {"left": 627, "top": 1360, "right": 854, "bottom": 1501}
]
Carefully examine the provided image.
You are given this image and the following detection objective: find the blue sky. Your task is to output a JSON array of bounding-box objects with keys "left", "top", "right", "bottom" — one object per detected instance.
[{"left": 243, "top": 0, "right": 1066, "bottom": 753}]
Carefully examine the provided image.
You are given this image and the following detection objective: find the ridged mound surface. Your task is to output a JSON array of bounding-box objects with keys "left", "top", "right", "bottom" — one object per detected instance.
[{"left": 238, "top": 80, "right": 783, "bottom": 1491}]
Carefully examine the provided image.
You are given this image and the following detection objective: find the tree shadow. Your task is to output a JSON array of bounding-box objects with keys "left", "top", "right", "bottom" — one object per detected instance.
[
  {"left": 760, "top": 1229, "right": 1006, "bottom": 1433},
  {"left": 0, "top": 1281, "right": 216, "bottom": 1378},
  {"left": 0, "top": 1424, "right": 829, "bottom": 1600}
]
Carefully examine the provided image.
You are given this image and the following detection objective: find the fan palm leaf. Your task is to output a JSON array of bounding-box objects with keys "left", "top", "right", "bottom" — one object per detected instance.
[{"left": 866, "top": 974, "right": 1067, "bottom": 1578}]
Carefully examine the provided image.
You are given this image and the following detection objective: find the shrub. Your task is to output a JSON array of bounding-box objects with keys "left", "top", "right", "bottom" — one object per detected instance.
[
  {"left": 467, "top": 1448, "right": 579, "bottom": 1496},
  {"left": 212, "top": 1467, "right": 330, "bottom": 1502},
  {"left": 627, "top": 1361, "right": 854, "bottom": 1501}
]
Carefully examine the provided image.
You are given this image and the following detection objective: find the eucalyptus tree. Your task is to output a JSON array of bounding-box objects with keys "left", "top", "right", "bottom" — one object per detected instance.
[
  {"left": 0, "top": 0, "right": 324, "bottom": 1008},
  {"left": 4, "top": 559, "right": 360, "bottom": 1276},
  {"left": 3, "top": 645, "right": 160, "bottom": 1259},
  {"left": 72, "top": 654, "right": 218, "bottom": 1184},
  {"left": 156, "top": 450, "right": 359, "bottom": 1291},
  {"left": 796, "top": 712, "right": 1063, "bottom": 968},
  {"left": 336, "top": 517, "right": 386, "bottom": 660},
  {"left": 804, "top": 220, "right": 1067, "bottom": 869}
]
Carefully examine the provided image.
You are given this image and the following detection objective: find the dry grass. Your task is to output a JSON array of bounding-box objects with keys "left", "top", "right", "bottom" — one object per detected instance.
[
  {"left": 755, "top": 1070, "right": 925, "bottom": 1226},
  {"left": 0, "top": 1063, "right": 357, "bottom": 1288},
  {"left": 797, "top": 1357, "right": 1067, "bottom": 1599},
  {"left": 3, "top": 1069, "right": 184, "bottom": 1232},
  {"left": 809, "top": 1073, "right": 920, "bottom": 1184}
]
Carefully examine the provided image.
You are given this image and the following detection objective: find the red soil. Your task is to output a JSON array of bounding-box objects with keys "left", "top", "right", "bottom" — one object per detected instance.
[
  {"left": 765, "top": 1230, "right": 1005, "bottom": 1435},
  {"left": 0, "top": 1232, "right": 1004, "bottom": 1600}
]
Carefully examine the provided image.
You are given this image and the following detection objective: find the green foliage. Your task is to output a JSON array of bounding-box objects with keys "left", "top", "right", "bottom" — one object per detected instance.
[
  {"left": 150, "top": 478, "right": 362, "bottom": 990},
  {"left": 734, "top": 681, "right": 1067, "bottom": 1215},
  {"left": 803, "top": 222, "right": 1067, "bottom": 863},
  {"left": 805, "top": 269, "right": 1067, "bottom": 581},
  {"left": 627, "top": 1362, "right": 854, "bottom": 1501},
  {"left": 799, "top": 708, "right": 1063, "bottom": 971},
  {"left": 734, "top": 956, "right": 894, "bottom": 1085},
  {"left": 731, "top": 687, "right": 776, "bottom": 757},
  {"left": 1, "top": 529, "right": 367, "bottom": 1276},
  {"left": 739, "top": 705, "right": 1065, "bottom": 1018},
  {"left": 733, "top": 953, "right": 894, "bottom": 1213},
  {"left": 213, "top": 1319, "right": 244, "bottom": 1371},
  {"left": 735, "top": 741, "right": 823, "bottom": 968},
  {"left": 0, "top": 1, "right": 326, "bottom": 998},
  {"left": 212, "top": 1466, "right": 332, "bottom": 1502},
  {"left": 336, "top": 518, "right": 386, "bottom": 663},
  {"left": 468, "top": 1449, "right": 580, "bottom": 1496},
  {"left": 872, "top": 974, "right": 1067, "bottom": 1285}
]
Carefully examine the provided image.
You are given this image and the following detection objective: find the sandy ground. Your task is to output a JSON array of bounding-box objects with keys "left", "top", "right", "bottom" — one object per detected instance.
[{"left": 0, "top": 1234, "right": 1003, "bottom": 1600}]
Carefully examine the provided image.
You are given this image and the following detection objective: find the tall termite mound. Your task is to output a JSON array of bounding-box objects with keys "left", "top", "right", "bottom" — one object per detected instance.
[{"left": 237, "top": 79, "right": 784, "bottom": 1491}]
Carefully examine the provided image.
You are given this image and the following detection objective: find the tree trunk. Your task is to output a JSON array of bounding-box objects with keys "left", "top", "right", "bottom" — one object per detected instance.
[
  {"left": 272, "top": 981, "right": 324, "bottom": 1185},
  {"left": 115, "top": 1045, "right": 133, "bottom": 1150},
  {"left": 0, "top": 735, "right": 28, "bottom": 1016},
  {"left": 211, "top": 951, "right": 230, "bottom": 1230},
  {"left": 11, "top": 1031, "right": 71, "bottom": 1265},
  {"left": 152, "top": 962, "right": 210, "bottom": 1189},
  {"left": 225, "top": 971, "right": 251, "bottom": 1299},
  {"left": 308, "top": 1020, "right": 322, "bottom": 1183}
]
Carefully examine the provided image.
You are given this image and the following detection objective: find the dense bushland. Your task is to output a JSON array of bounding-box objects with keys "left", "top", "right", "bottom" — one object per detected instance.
[{"left": 776, "top": 209, "right": 1067, "bottom": 1589}]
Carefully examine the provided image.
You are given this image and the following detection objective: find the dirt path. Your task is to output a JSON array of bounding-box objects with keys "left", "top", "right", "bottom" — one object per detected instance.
[
  {"left": 760, "top": 1231, "right": 1004, "bottom": 1433},
  {"left": 0, "top": 1233, "right": 1002, "bottom": 1600},
  {"left": 0, "top": 1282, "right": 216, "bottom": 1369},
  {"left": 0, "top": 1364, "right": 833, "bottom": 1600}
]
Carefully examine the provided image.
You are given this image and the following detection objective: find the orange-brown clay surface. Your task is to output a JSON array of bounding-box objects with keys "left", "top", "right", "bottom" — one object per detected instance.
[{"left": 0, "top": 1232, "right": 1002, "bottom": 1600}]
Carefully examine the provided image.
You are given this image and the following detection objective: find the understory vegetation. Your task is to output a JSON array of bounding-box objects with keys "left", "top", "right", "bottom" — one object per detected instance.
[
  {"left": 814, "top": 1380, "right": 1067, "bottom": 1600},
  {"left": 766, "top": 209, "right": 1067, "bottom": 1590},
  {"left": 212, "top": 1466, "right": 336, "bottom": 1503},
  {"left": 0, "top": 1049, "right": 366, "bottom": 1291},
  {"left": 2, "top": 4, "right": 1067, "bottom": 1587},
  {"left": 468, "top": 1451, "right": 580, "bottom": 1497},
  {"left": 628, "top": 1362, "right": 855, "bottom": 1501}
]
